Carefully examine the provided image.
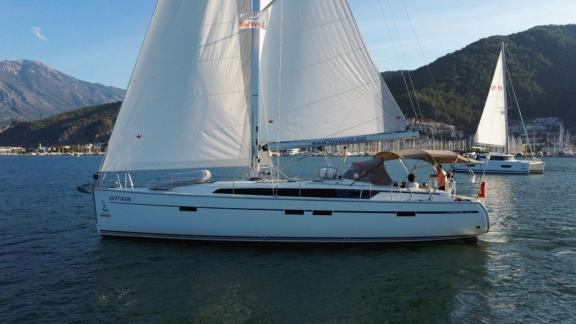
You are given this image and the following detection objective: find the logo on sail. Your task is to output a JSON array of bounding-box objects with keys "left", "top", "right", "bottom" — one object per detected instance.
[
  {"left": 490, "top": 85, "right": 503, "bottom": 92},
  {"left": 311, "top": 135, "right": 368, "bottom": 147},
  {"left": 239, "top": 11, "right": 267, "bottom": 30}
]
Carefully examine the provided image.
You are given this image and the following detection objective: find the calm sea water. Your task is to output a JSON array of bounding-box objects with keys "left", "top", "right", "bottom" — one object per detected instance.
[{"left": 1, "top": 155, "right": 575, "bottom": 322}]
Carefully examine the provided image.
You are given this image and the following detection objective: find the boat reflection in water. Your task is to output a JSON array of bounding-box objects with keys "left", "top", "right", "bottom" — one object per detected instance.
[
  {"left": 476, "top": 175, "right": 516, "bottom": 244},
  {"left": 91, "top": 238, "right": 489, "bottom": 322}
]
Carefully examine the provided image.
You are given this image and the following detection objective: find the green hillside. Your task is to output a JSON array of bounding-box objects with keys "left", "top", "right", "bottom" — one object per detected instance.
[
  {"left": 0, "top": 102, "right": 120, "bottom": 147},
  {"left": 386, "top": 24, "right": 576, "bottom": 132}
]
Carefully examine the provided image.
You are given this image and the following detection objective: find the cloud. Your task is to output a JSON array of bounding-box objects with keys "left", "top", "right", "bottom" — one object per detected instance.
[{"left": 31, "top": 26, "right": 47, "bottom": 41}]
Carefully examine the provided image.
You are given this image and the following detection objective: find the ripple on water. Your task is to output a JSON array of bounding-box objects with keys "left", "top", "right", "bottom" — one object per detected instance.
[{"left": 1, "top": 156, "right": 576, "bottom": 322}]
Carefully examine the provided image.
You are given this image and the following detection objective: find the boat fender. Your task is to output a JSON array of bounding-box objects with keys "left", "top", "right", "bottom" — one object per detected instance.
[{"left": 479, "top": 181, "right": 486, "bottom": 198}]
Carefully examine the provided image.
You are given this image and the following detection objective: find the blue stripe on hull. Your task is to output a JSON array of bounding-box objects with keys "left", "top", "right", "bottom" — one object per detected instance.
[{"left": 108, "top": 201, "right": 480, "bottom": 215}]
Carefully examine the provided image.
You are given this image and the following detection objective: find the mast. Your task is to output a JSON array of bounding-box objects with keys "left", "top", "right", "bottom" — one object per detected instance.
[
  {"left": 250, "top": 0, "right": 261, "bottom": 177},
  {"left": 502, "top": 42, "right": 509, "bottom": 154}
]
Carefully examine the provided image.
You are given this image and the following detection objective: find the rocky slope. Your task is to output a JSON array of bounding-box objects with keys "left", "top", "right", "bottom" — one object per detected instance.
[{"left": 0, "top": 60, "right": 125, "bottom": 123}]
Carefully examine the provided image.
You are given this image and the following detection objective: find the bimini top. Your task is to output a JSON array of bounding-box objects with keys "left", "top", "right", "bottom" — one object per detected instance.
[
  {"left": 341, "top": 157, "right": 392, "bottom": 185},
  {"left": 375, "top": 149, "right": 479, "bottom": 165}
]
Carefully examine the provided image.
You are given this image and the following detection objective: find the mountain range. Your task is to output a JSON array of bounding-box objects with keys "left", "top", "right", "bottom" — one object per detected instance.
[
  {"left": 0, "top": 24, "right": 575, "bottom": 147},
  {"left": 0, "top": 60, "right": 125, "bottom": 123}
]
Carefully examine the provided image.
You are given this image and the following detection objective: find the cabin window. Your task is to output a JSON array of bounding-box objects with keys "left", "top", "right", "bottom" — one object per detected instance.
[
  {"left": 490, "top": 155, "right": 514, "bottom": 161},
  {"left": 213, "top": 188, "right": 379, "bottom": 199},
  {"left": 285, "top": 210, "right": 305, "bottom": 215}
]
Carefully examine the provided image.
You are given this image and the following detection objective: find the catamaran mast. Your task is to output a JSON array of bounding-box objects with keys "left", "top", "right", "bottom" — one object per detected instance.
[
  {"left": 502, "top": 42, "right": 509, "bottom": 154},
  {"left": 250, "top": 0, "right": 261, "bottom": 177}
]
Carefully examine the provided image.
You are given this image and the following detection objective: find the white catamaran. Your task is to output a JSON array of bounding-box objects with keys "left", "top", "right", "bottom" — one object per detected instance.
[
  {"left": 454, "top": 45, "right": 545, "bottom": 174},
  {"left": 93, "top": 0, "right": 489, "bottom": 243}
]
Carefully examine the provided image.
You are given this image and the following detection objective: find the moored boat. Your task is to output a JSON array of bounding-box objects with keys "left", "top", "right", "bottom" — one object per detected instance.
[{"left": 454, "top": 44, "right": 544, "bottom": 175}]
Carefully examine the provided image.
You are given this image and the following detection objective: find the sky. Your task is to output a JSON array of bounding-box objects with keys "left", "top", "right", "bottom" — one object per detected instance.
[{"left": 0, "top": 0, "right": 574, "bottom": 89}]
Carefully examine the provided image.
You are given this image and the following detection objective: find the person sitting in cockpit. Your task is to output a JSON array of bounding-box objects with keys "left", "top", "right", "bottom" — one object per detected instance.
[{"left": 406, "top": 173, "right": 419, "bottom": 190}]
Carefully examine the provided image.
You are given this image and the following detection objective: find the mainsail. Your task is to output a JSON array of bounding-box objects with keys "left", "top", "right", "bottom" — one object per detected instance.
[
  {"left": 101, "top": 0, "right": 253, "bottom": 172},
  {"left": 474, "top": 48, "right": 508, "bottom": 148},
  {"left": 258, "top": 0, "right": 411, "bottom": 149}
]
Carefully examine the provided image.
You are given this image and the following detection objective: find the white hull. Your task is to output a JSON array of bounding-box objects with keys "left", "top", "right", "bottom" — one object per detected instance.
[
  {"left": 453, "top": 159, "right": 544, "bottom": 174},
  {"left": 93, "top": 180, "right": 489, "bottom": 243}
]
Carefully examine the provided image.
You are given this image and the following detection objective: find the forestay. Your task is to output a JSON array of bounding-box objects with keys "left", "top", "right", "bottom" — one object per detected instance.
[
  {"left": 474, "top": 48, "right": 507, "bottom": 148},
  {"left": 258, "top": 0, "right": 409, "bottom": 147},
  {"left": 101, "top": 0, "right": 253, "bottom": 172}
]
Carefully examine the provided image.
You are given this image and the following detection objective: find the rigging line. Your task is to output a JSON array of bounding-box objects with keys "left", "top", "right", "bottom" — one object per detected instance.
[
  {"left": 406, "top": 69, "right": 425, "bottom": 122},
  {"left": 399, "top": 0, "right": 448, "bottom": 114},
  {"left": 261, "top": 0, "right": 278, "bottom": 12},
  {"left": 383, "top": 0, "right": 424, "bottom": 122},
  {"left": 505, "top": 57, "right": 533, "bottom": 154},
  {"left": 401, "top": 73, "right": 419, "bottom": 121},
  {"left": 381, "top": 1, "right": 426, "bottom": 133},
  {"left": 259, "top": 32, "right": 282, "bottom": 180},
  {"left": 274, "top": 0, "right": 285, "bottom": 182},
  {"left": 375, "top": 0, "right": 419, "bottom": 122}
]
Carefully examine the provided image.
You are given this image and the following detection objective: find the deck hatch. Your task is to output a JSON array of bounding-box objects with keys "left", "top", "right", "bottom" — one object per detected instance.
[{"left": 213, "top": 188, "right": 378, "bottom": 199}]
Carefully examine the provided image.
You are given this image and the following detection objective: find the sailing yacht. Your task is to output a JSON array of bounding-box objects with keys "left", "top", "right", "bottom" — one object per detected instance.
[
  {"left": 92, "top": 0, "right": 489, "bottom": 243},
  {"left": 453, "top": 45, "right": 544, "bottom": 174}
]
